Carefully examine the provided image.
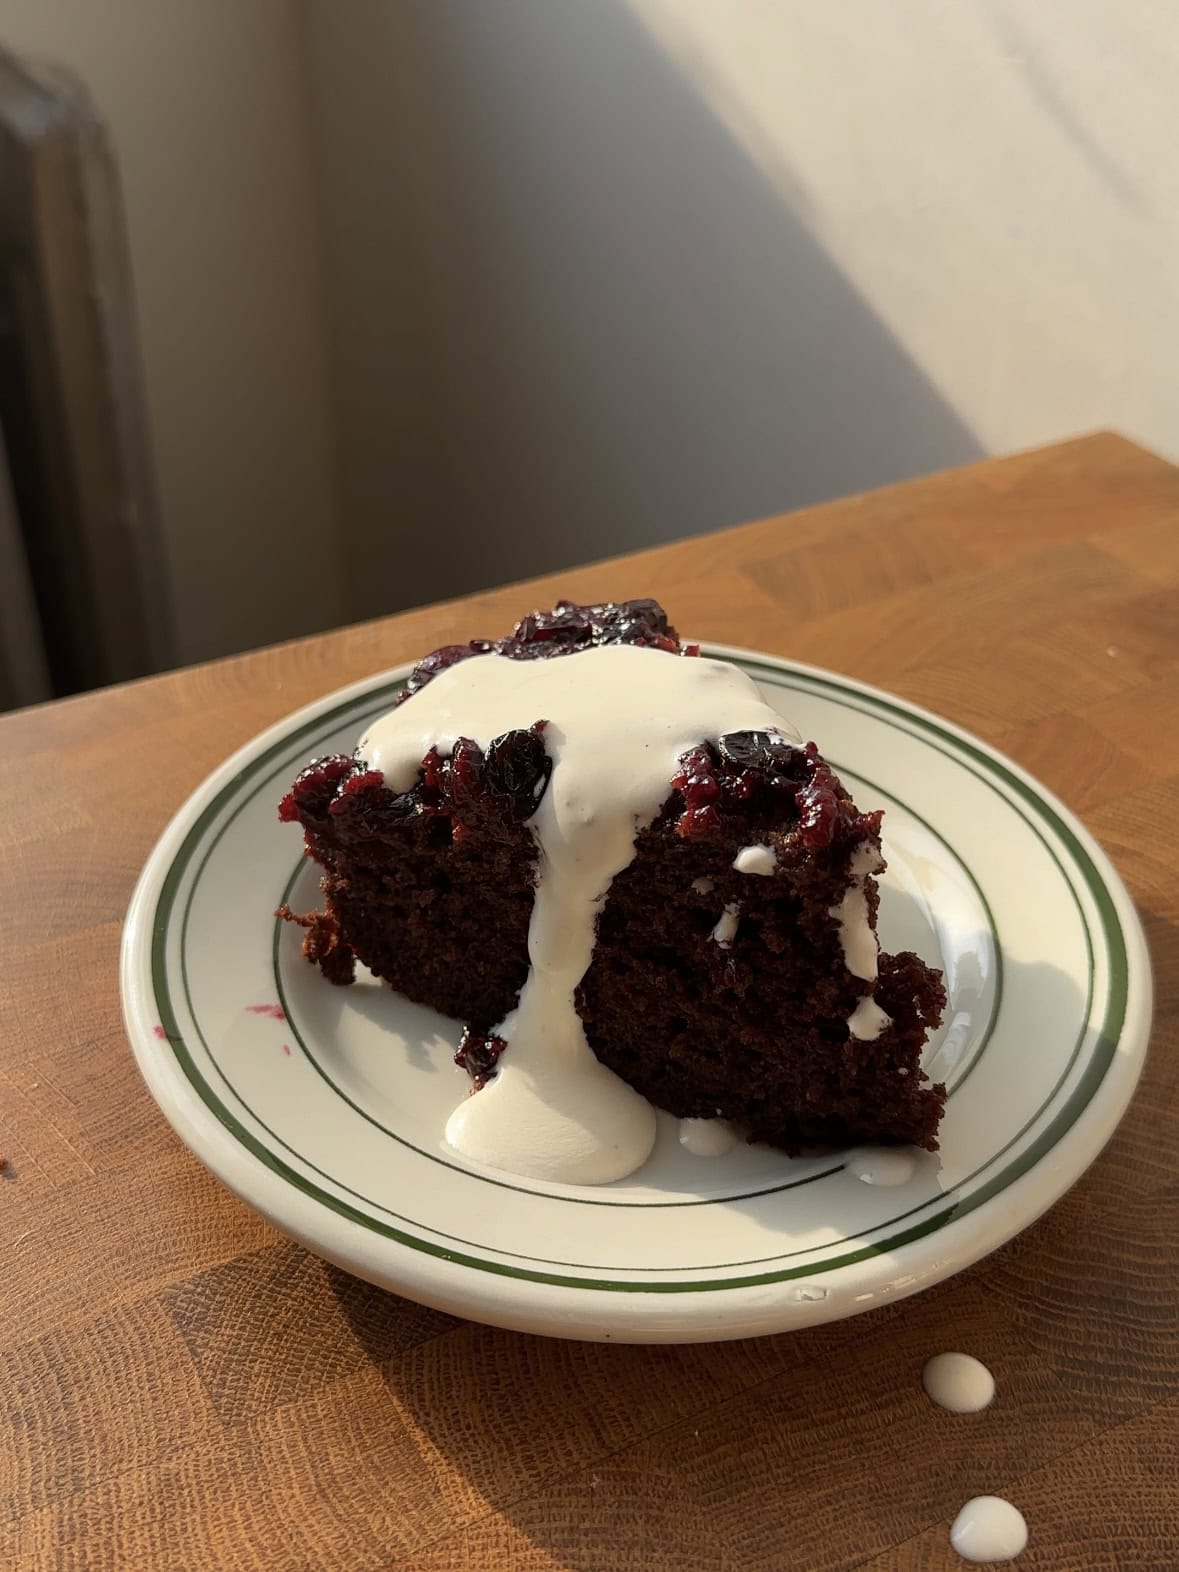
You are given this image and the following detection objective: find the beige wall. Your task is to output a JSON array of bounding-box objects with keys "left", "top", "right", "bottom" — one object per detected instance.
[
  {"left": 7, "top": 1, "right": 1176, "bottom": 653},
  {"left": 634, "top": 0, "right": 1179, "bottom": 462},
  {"left": 298, "top": 3, "right": 443, "bottom": 627},
  {"left": 2, "top": 0, "right": 342, "bottom": 665},
  {"left": 302, "top": 0, "right": 1178, "bottom": 622}
]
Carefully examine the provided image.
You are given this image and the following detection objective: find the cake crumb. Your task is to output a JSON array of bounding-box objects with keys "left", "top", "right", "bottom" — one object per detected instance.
[{"left": 277, "top": 905, "right": 356, "bottom": 985}]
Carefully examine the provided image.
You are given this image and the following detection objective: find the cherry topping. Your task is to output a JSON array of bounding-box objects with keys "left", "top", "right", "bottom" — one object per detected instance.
[
  {"left": 793, "top": 743, "right": 845, "bottom": 848},
  {"left": 455, "top": 1029, "right": 508, "bottom": 1089},
  {"left": 671, "top": 744, "right": 722, "bottom": 838},
  {"left": 396, "top": 598, "right": 682, "bottom": 702},
  {"left": 483, "top": 726, "right": 551, "bottom": 805}
]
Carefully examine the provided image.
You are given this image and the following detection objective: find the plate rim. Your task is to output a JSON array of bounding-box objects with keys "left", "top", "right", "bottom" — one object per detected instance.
[{"left": 121, "top": 644, "right": 1153, "bottom": 1341}]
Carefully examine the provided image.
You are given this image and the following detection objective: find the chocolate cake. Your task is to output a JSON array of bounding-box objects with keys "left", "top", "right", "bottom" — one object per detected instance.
[{"left": 279, "top": 599, "right": 946, "bottom": 1179}]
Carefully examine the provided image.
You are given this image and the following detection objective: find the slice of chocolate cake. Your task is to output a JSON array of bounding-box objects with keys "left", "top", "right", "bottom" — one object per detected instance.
[{"left": 279, "top": 599, "right": 946, "bottom": 1183}]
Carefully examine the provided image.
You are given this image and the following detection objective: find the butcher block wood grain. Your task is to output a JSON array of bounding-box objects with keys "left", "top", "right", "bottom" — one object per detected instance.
[{"left": 2, "top": 432, "right": 1177, "bottom": 1571}]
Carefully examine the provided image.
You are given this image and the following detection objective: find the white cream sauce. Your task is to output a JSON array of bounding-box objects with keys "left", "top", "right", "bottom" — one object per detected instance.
[
  {"left": 922, "top": 1352, "right": 996, "bottom": 1414},
  {"left": 678, "top": 1118, "right": 738, "bottom": 1157},
  {"left": 733, "top": 843, "right": 777, "bottom": 876},
  {"left": 711, "top": 902, "right": 741, "bottom": 948},
  {"left": 949, "top": 1496, "right": 1027, "bottom": 1563},
  {"left": 845, "top": 1146, "right": 918, "bottom": 1186}
]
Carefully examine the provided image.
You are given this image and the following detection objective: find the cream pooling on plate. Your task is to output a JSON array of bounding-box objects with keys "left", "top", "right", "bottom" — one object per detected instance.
[{"left": 360, "top": 643, "right": 877, "bottom": 1184}]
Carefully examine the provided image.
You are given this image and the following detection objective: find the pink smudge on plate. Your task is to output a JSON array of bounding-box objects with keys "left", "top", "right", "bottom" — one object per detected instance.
[
  {"left": 153, "top": 1025, "right": 168, "bottom": 1041},
  {"left": 281, "top": 1043, "right": 292, "bottom": 1056},
  {"left": 246, "top": 1003, "right": 286, "bottom": 1021}
]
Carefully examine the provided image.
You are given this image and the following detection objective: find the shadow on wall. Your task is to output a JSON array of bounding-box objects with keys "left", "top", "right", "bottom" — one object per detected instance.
[{"left": 306, "top": 0, "right": 982, "bottom": 621}]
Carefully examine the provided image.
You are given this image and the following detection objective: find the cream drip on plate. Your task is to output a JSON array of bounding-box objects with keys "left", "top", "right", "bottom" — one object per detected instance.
[
  {"left": 950, "top": 1496, "right": 1027, "bottom": 1563},
  {"left": 923, "top": 1351, "right": 996, "bottom": 1413},
  {"left": 678, "top": 1117, "right": 737, "bottom": 1157},
  {"left": 361, "top": 643, "right": 804, "bottom": 1184},
  {"left": 845, "top": 1146, "right": 917, "bottom": 1186}
]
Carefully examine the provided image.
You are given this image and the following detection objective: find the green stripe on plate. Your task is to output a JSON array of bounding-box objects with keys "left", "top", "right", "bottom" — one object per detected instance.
[{"left": 149, "top": 657, "right": 1123, "bottom": 1293}]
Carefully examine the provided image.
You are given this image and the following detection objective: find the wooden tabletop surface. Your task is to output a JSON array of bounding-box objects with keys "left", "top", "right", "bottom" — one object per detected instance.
[{"left": 2, "top": 431, "right": 1177, "bottom": 1571}]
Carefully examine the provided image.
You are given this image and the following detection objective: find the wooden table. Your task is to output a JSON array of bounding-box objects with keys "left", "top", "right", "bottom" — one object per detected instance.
[{"left": 2, "top": 432, "right": 1176, "bottom": 1571}]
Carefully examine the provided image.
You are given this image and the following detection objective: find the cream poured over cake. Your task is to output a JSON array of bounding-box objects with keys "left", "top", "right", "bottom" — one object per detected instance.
[
  {"left": 358, "top": 644, "right": 807, "bottom": 1181},
  {"left": 279, "top": 598, "right": 947, "bottom": 1185}
]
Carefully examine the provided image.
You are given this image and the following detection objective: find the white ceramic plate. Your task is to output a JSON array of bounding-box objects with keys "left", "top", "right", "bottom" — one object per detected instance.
[{"left": 121, "top": 646, "right": 1151, "bottom": 1343}]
